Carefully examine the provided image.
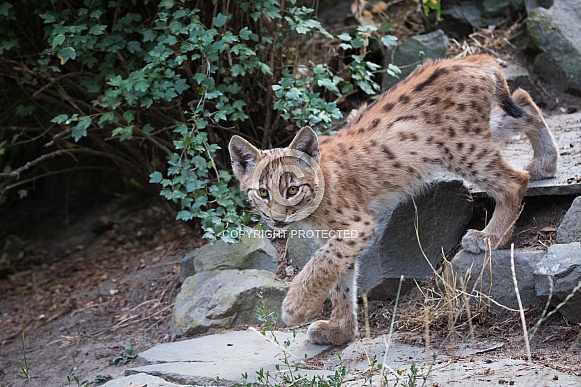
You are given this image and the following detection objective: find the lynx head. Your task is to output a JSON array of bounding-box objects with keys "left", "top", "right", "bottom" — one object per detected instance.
[{"left": 228, "top": 127, "right": 325, "bottom": 229}]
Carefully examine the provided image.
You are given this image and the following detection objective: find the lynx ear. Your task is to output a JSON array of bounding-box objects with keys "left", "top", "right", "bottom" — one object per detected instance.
[
  {"left": 289, "top": 126, "right": 319, "bottom": 161},
  {"left": 228, "top": 135, "right": 262, "bottom": 179}
]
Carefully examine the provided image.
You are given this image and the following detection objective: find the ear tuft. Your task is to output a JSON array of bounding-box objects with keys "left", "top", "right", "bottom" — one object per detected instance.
[
  {"left": 289, "top": 126, "right": 319, "bottom": 161},
  {"left": 228, "top": 136, "right": 261, "bottom": 178}
]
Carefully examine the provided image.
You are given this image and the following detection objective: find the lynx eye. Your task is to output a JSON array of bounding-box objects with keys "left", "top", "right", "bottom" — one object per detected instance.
[
  {"left": 287, "top": 186, "right": 298, "bottom": 196},
  {"left": 258, "top": 188, "right": 269, "bottom": 198}
]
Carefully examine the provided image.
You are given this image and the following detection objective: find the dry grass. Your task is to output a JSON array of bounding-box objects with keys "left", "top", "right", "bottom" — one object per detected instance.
[{"left": 357, "top": 196, "right": 581, "bottom": 384}]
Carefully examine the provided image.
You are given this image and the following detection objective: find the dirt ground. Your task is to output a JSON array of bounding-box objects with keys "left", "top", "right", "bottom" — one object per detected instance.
[
  {"left": 1, "top": 2, "right": 581, "bottom": 387},
  {"left": 0, "top": 196, "right": 203, "bottom": 386}
]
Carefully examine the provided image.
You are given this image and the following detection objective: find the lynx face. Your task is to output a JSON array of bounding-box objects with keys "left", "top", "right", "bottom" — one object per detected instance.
[{"left": 228, "top": 128, "right": 325, "bottom": 230}]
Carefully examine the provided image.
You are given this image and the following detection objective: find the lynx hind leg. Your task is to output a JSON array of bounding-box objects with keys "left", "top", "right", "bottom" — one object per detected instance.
[
  {"left": 307, "top": 264, "right": 358, "bottom": 346},
  {"left": 462, "top": 157, "right": 529, "bottom": 253},
  {"left": 491, "top": 89, "right": 558, "bottom": 180}
]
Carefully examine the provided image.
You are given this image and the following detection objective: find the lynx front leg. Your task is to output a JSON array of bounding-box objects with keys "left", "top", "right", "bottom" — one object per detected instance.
[
  {"left": 281, "top": 214, "right": 375, "bottom": 330},
  {"left": 307, "top": 262, "right": 359, "bottom": 345}
]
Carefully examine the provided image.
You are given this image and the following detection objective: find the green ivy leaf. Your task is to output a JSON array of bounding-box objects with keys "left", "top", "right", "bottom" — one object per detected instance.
[
  {"left": 123, "top": 110, "right": 136, "bottom": 123},
  {"left": 350, "top": 37, "right": 365, "bottom": 49},
  {"left": 149, "top": 171, "right": 163, "bottom": 184},
  {"left": 98, "top": 112, "right": 117, "bottom": 126},
  {"left": 126, "top": 40, "right": 141, "bottom": 53},
  {"left": 72, "top": 116, "right": 91, "bottom": 141},
  {"left": 213, "top": 13, "right": 228, "bottom": 28},
  {"left": 89, "top": 24, "right": 107, "bottom": 35},
  {"left": 51, "top": 114, "right": 69, "bottom": 124},
  {"left": 381, "top": 35, "right": 398, "bottom": 47},
  {"left": 239, "top": 27, "right": 252, "bottom": 40},
  {"left": 0, "top": 2, "right": 13, "bottom": 17},
  {"left": 52, "top": 34, "right": 65, "bottom": 48},
  {"left": 57, "top": 47, "right": 76, "bottom": 64}
]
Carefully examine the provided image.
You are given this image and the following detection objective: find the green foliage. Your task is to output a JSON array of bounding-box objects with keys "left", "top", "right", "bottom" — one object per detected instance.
[
  {"left": 0, "top": 0, "right": 398, "bottom": 241},
  {"left": 93, "top": 375, "right": 111, "bottom": 383},
  {"left": 272, "top": 66, "right": 343, "bottom": 131},
  {"left": 20, "top": 329, "right": 30, "bottom": 384},
  {"left": 65, "top": 369, "right": 90, "bottom": 387},
  {"left": 111, "top": 346, "right": 138, "bottom": 365},
  {"left": 420, "top": 0, "right": 442, "bottom": 20}
]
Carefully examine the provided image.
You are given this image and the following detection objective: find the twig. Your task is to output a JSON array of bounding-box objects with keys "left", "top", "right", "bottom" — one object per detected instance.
[
  {"left": 529, "top": 276, "right": 554, "bottom": 342},
  {"left": 0, "top": 166, "right": 121, "bottom": 204},
  {"left": 380, "top": 274, "right": 404, "bottom": 381},
  {"left": 363, "top": 292, "right": 370, "bottom": 339},
  {"left": 511, "top": 243, "right": 532, "bottom": 362},
  {"left": 471, "top": 343, "right": 504, "bottom": 355},
  {"left": 31, "top": 72, "right": 85, "bottom": 98},
  {"left": 129, "top": 299, "right": 160, "bottom": 312},
  {"left": 530, "top": 277, "right": 581, "bottom": 339}
]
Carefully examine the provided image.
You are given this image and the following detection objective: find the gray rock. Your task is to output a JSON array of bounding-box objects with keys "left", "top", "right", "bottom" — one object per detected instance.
[
  {"left": 171, "top": 269, "right": 289, "bottom": 338},
  {"left": 102, "top": 373, "right": 194, "bottom": 387},
  {"left": 323, "top": 336, "right": 440, "bottom": 372},
  {"left": 440, "top": 0, "right": 484, "bottom": 34},
  {"left": 534, "top": 242, "right": 581, "bottom": 323},
  {"left": 286, "top": 223, "right": 321, "bottom": 269},
  {"left": 482, "top": 0, "right": 513, "bottom": 19},
  {"left": 383, "top": 30, "right": 448, "bottom": 90},
  {"left": 501, "top": 62, "right": 541, "bottom": 101},
  {"left": 524, "top": 0, "right": 553, "bottom": 13},
  {"left": 359, "top": 179, "right": 473, "bottom": 300},
  {"left": 438, "top": 0, "right": 516, "bottom": 38},
  {"left": 179, "top": 235, "right": 278, "bottom": 282},
  {"left": 131, "top": 330, "right": 332, "bottom": 386},
  {"left": 451, "top": 249, "right": 545, "bottom": 309},
  {"left": 557, "top": 196, "right": 581, "bottom": 244},
  {"left": 526, "top": 1, "right": 581, "bottom": 94}
]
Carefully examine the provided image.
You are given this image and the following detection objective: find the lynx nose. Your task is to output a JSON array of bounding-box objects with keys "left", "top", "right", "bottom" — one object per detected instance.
[{"left": 271, "top": 213, "right": 286, "bottom": 222}]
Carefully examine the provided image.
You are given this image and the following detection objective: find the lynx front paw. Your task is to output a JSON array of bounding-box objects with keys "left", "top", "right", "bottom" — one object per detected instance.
[
  {"left": 281, "top": 285, "right": 323, "bottom": 326},
  {"left": 307, "top": 320, "right": 357, "bottom": 346},
  {"left": 461, "top": 229, "right": 493, "bottom": 253}
]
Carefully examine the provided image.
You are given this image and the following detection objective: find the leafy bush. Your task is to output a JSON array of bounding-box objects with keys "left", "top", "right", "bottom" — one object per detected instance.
[{"left": 0, "top": 0, "right": 397, "bottom": 241}]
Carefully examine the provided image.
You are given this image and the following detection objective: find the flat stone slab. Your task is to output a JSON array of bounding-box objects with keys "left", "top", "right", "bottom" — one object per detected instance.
[
  {"left": 113, "top": 329, "right": 581, "bottom": 386},
  {"left": 335, "top": 337, "right": 580, "bottom": 386},
  {"left": 341, "top": 359, "right": 581, "bottom": 386},
  {"left": 102, "top": 373, "right": 198, "bottom": 387},
  {"left": 325, "top": 336, "right": 444, "bottom": 371},
  {"left": 402, "top": 359, "right": 580, "bottom": 387},
  {"left": 129, "top": 329, "right": 333, "bottom": 386},
  {"left": 471, "top": 111, "right": 581, "bottom": 196}
]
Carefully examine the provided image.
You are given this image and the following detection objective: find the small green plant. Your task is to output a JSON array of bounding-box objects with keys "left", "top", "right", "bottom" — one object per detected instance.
[
  {"left": 235, "top": 293, "right": 347, "bottom": 386},
  {"left": 394, "top": 363, "right": 418, "bottom": 387},
  {"left": 93, "top": 374, "right": 110, "bottom": 383},
  {"left": 20, "top": 329, "right": 31, "bottom": 384},
  {"left": 65, "top": 369, "right": 90, "bottom": 387},
  {"left": 111, "top": 346, "right": 137, "bottom": 365},
  {"left": 420, "top": 0, "right": 442, "bottom": 20}
]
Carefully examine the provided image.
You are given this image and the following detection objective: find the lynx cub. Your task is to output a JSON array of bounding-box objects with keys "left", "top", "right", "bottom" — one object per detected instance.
[{"left": 228, "top": 55, "right": 558, "bottom": 346}]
